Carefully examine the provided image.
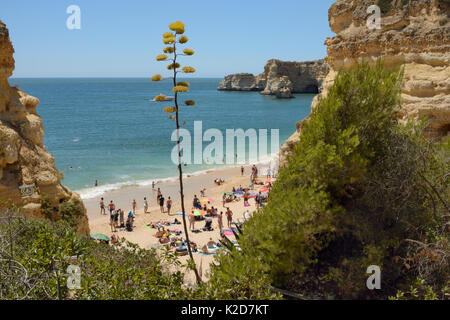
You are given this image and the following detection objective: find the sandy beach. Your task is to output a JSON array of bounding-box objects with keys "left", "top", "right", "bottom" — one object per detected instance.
[{"left": 85, "top": 163, "right": 276, "bottom": 284}]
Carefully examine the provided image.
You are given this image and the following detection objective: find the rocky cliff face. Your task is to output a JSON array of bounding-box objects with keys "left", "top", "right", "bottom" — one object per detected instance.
[
  {"left": 0, "top": 21, "right": 89, "bottom": 235},
  {"left": 280, "top": 0, "right": 450, "bottom": 162},
  {"left": 218, "top": 59, "right": 329, "bottom": 98}
]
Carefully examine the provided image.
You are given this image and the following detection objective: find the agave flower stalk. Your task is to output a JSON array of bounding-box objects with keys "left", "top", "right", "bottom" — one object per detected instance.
[{"left": 151, "top": 21, "right": 201, "bottom": 285}]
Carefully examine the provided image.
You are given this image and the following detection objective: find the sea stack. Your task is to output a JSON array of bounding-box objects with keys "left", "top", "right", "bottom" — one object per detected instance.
[
  {"left": 0, "top": 21, "right": 89, "bottom": 235},
  {"left": 218, "top": 59, "right": 329, "bottom": 98}
]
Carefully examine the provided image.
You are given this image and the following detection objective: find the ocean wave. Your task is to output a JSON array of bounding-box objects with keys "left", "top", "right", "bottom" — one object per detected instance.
[{"left": 76, "top": 152, "right": 279, "bottom": 200}]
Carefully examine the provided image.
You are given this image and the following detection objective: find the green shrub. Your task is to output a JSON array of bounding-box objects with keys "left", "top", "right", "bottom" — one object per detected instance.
[{"left": 0, "top": 216, "right": 193, "bottom": 299}]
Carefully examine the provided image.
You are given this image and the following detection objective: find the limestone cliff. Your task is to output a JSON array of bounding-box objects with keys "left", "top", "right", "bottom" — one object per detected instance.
[
  {"left": 0, "top": 21, "right": 89, "bottom": 235},
  {"left": 218, "top": 59, "right": 329, "bottom": 98},
  {"left": 280, "top": 0, "right": 450, "bottom": 162}
]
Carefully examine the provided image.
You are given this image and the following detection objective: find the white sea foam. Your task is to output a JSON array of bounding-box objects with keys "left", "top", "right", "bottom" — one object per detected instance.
[{"left": 76, "top": 152, "right": 279, "bottom": 200}]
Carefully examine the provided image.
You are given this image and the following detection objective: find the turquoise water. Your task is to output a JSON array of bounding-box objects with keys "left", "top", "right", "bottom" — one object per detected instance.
[{"left": 8, "top": 78, "right": 314, "bottom": 198}]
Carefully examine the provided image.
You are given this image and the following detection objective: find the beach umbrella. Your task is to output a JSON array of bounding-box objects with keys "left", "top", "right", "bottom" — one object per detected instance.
[
  {"left": 90, "top": 233, "right": 110, "bottom": 241},
  {"left": 234, "top": 190, "right": 244, "bottom": 195},
  {"left": 200, "top": 197, "right": 214, "bottom": 203}
]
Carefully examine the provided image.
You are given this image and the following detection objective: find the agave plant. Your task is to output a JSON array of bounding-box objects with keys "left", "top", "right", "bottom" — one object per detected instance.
[{"left": 150, "top": 21, "right": 201, "bottom": 284}]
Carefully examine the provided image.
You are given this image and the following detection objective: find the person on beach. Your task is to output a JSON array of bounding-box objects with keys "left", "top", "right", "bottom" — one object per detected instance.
[
  {"left": 189, "top": 210, "right": 196, "bottom": 231},
  {"left": 218, "top": 212, "right": 224, "bottom": 237},
  {"left": 109, "top": 210, "right": 115, "bottom": 232},
  {"left": 152, "top": 181, "right": 155, "bottom": 190},
  {"left": 193, "top": 195, "right": 200, "bottom": 209},
  {"left": 119, "top": 208, "right": 124, "bottom": 228},
  {"left": 111, "top": 233, "right": 118, "bottom": 244},
  {"left": 100, "top": 197, "right": 106, "bottom": 215},
  {"left": 108, "top": 200, "right": 115, "bottom": 215},
  {"left": 159, "top": 195, "right": 165, "bottom": 213},
  {"left": 222, "top": 193, "right": 226, "bottom": 207},
  {"left": 114, "top": 210, "right": 119, "bottom": 231},
  {"left": 166, "top": 197, "right": 172, "bottom": 215},
  {"left": 207, "top": 237, "right": 215, "bottom": 248},
  {"left": 225, "top": 208, "right": 233, "bottom": 228},
  {"left": 132, "top": 199, "right": 136, "bottom": 214},
  {"left": 157, "top": 188, "right": 161, "bottom": 202},
  {"left": 241, "top": 166, "right": 244, "bottom": 176},
  {"left": 243, "top": 192, "right": 250, "bottom": 207},
  {"left": 95, "top": 180, "right": 98, "bottom": 187},
  {"left": 143, "top": 197, "right": 148, "bottom": 213},
  {"left": 126, "top": 211, "right": 134, "bottom": 230}
]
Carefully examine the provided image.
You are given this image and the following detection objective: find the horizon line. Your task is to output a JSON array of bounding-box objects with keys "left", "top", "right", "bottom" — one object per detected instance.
[{"left": 10, "top": 76, "right": 224, "bottom": 79}]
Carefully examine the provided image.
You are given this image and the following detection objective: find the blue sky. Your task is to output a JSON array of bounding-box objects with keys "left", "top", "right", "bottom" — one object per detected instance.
[{"left": 1, "top": 0, "right": 336, "bottom": 78}]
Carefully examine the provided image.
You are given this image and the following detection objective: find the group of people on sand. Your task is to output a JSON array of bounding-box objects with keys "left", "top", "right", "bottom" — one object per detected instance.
[
  {"left": 214, "top": 178, "right": 225, "bottom": 185},
  {"left": 99, "top": 198, "right": 135, "bottom": 233},
  {"left": 187, "top": 194, "right": 233, "bottom": 238},
  {"left": 156, "top": 188, "right": 173, "bottom": 215}
]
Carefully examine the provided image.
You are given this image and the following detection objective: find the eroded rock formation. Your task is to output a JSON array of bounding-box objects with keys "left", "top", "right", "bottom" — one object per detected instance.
[
  {"left": 280, "top": 0, "right": 450, "bottom": 162},
  {"left": 0, "top": 21, "right": 89, "bottom": 235},
  {"left": 218, "top": 59, "right": 329, "bottom": 98}
]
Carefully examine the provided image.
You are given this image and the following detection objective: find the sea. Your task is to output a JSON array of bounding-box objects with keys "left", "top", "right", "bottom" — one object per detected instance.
[{"left": 8, "top": 78, "right": 314, "bottom": 199}]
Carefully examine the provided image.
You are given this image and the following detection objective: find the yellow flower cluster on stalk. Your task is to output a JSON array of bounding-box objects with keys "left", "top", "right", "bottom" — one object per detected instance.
[
  {"left": 154, "top": 94, "right": 166, "bottom": 101},
  {"left": 182, "top": 66, "right": 195, "bottom": 73},
  {"left": 183, "top": 49, "right": 194, "bottom": 55},
  {"left": 164, "top": 107, "right": 177, "bottom": 113},
  {"left": 163, "top": 36, "right": 176, "bottom": 44},
  {"left": 151, "top": 74, "right": 162, "bottom": 82},
  {"left": 177, "top": 81, "right": 190, "bottom": 87},
  {"left": 156, "top": 54, "right": 168, "bottom": 61},
  {"left": 169, "top": 21, "right": 185, "bottom": 34},
  {"left": 178, "top": 36, "right": 188, "bottom": 44},
  {"left": 173, "top": 86, "right": 189, "bottom": 93},
  {"left": 163, "top": 47, "right": 174, "bottom": 54},
  {"left": 167, "top": 63, "right": 180, "bottom": 70}
]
